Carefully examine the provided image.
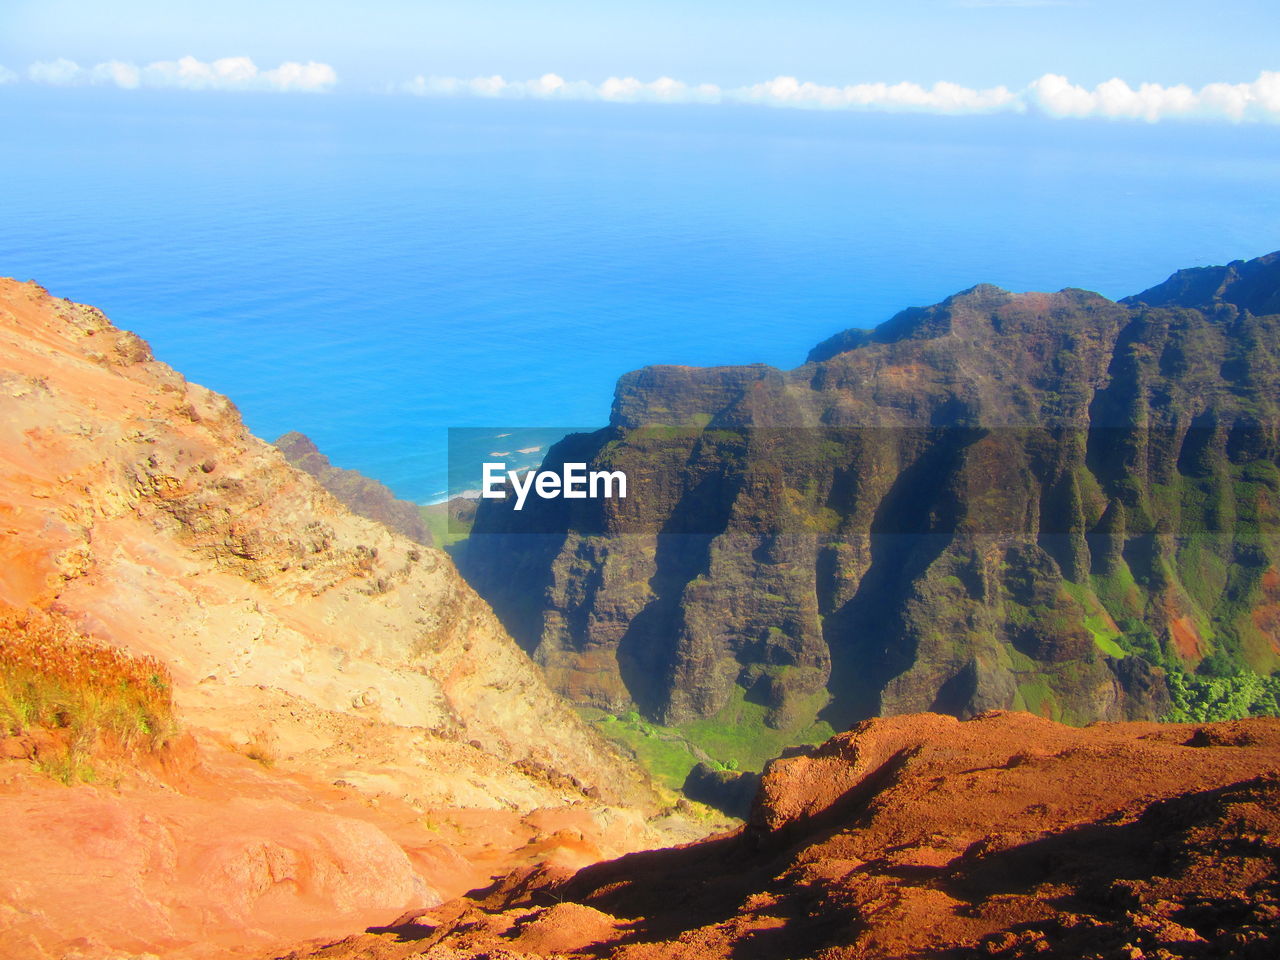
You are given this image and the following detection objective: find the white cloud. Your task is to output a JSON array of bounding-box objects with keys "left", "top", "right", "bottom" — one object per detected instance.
[
  {"left": 262, "top": 60, "right": 338, "bottom": 92},
  {"left": 19, "top": 57, "right": 1279, "bottom": 122},
  {"left": 0, "top": 65, "right": 17, "bottom": 85},
  {"left": 24, "top": 56, "right": 336, "bottom": 92},
  {"left": 28, "top": 58, "right": 84, "bottom": 85},
  {"left": 598, "top": 75, "right": 721, "bottom": 103},
  {"left": 401, "top": 69, "right": 1280, "bottom": 123},
  {"left": 732, "top": 76, "right": 1019, "bottom": 113},
  {"left": 92, "top": 60, "right": 140, "bottom": 89},
  {"left": 399, "top": 71, "right": 718, "bottom": 104},
  {"left": 402, "top": 72, "right": 1015, "bottom": 114},
  {"left": 1028, "top": 71, "right": 1280, "bottom": 122},
  {"left": 140, "top": 55, "right": 337, "bottom": 92}
]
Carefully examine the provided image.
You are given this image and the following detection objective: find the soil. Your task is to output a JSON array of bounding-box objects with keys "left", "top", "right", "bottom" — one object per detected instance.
[{"left": 280, "top": 711, "right": 1280, "bottom": 960}]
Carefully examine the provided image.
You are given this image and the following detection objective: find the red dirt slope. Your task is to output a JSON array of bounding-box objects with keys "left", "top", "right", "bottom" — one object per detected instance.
[{"left": 284, "top": 711, "right": 1280, "bottom": 960}]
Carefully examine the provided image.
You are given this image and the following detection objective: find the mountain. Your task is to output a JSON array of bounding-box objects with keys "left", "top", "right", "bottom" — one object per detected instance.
[
  {"left": 1123, "top": 250, "right": 1280, "bottom": 316},
  {"left": 285, "top": 711, "right": 1280, "bottom": 960},
  {"left": 462, "top": 252, "right": 1280, "bottom": 771},
  {"left": 274, "top": 429, "right": 432, "bottom": 545},
  {"left": 0, "top": 279, "right": 674, "bottom": 958}
]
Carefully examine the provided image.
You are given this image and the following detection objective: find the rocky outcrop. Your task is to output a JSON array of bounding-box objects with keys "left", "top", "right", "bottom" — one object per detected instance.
[
  {"left": 463, "top": 253, "right": 1280, "bottom": 743},
  {"left": 681, "top": 762, "right": 760, "bottom": 819},
  {"left": 285, "top": 711, "right": 1280, "bottom": 960},
  {"left": 0, "top": 279, "right": 671, "bottom": 958},
  {"left": 274, "top": 430, "right": 432, "bottom": 545}
]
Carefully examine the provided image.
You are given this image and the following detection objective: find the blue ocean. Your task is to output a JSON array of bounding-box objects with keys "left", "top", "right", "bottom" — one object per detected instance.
[{"left": 2, "top": 88, "right": 1278, "bottom": 501}]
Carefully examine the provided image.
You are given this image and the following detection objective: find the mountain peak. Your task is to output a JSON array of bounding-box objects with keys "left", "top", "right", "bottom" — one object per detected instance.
[
  {"left": 807, "top": 284, "right": 1110, "bottom": 363},
  {"left": 1123, "top": 249, "right": 1280, "bottom": 314},
  {"left": 806, "top": 250, "right": 1280, "bottom": 369}
]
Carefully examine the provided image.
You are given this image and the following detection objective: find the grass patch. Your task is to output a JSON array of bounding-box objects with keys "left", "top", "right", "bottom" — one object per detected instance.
[
  {"left": 1061, "top": 581, "right": 1128, "bottom": 658},
  {"left": 677, "top": 684, "right": 836, "bottom": 774},
  {"left": 420, "top": 502, "right": 473, "bottom": 552},
  {"left": 0, "top": 607, "right": 174, "bottom": 783},
  {"left": 581, "top": 683, "right": 838, "bottom": 793},
  {"left": 1013, "top": 675, "right": 1058, "bottom": 720},
  {"left": 578, "top": 708, "right": 701, "bottom": 791},
  {"left": 1091, "top": 633, "right": 1128, "bottom": 658},
  {"left": 1091, "top": 564, "right": 1144, "bottom": 622},
  {"left": 242, "top": 728, "right": 279, "bottom": 767}
]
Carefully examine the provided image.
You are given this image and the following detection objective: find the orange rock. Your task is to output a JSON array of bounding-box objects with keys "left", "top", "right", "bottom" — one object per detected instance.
[{"left": 292, "top": 712, "right": 1280, "bottom": 960}]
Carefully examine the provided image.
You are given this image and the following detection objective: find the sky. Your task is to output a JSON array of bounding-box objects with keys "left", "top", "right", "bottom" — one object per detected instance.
[
  {"left": 2, "top": 1, "right": 1278, "bottom": 87},
  {"left": 0, "top": 1, "right": 1278, "bottom": 121},
  {"left": 2, "top": 0, "right": 1277, "bottom": 497}
]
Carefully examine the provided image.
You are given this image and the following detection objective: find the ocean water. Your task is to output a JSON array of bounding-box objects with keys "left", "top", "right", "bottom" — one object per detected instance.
[{"left": 2, "top": 88, "right": 1278, "bottom": 501}]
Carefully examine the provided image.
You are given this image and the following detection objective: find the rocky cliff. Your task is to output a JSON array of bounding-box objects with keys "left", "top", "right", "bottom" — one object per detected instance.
[
  {"left": 274, "top": 430, "right": 432, "bottom": 545},
  {"left": 0, "top": 279, "right": 668, "bottom": 958},
  {"left": 463, "top": 252, "right": 1280, "bottom": 760}
]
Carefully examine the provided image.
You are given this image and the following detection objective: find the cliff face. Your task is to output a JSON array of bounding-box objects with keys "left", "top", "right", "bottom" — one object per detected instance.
[
  {"left": 274, "top": 430, "right": 433, "bottom": 546},
  {"left": 289, "top": 712, "right": 1280, "bottom": 960},
  {"left": 0, "top": 279, "right": 665, "bottom": 957},
  {"left": 463, "top": 254, "right": 1280, "bottom": 744}
]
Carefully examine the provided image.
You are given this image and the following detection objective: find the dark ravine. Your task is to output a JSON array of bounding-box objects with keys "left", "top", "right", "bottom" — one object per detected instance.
[{"left": 461, "top": 252, "right": 1280, "bottom": 752}]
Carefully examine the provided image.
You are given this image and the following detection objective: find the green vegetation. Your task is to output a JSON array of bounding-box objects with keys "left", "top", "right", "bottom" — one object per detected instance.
[
  {"left": 1091, "top": 633, "right": 1128, "bottom": 658},
  {"left": 578, "top": 708, "right": 701, "bottom": 790},
  {"left": 0, "top": 608, "right": 175, "bottom": 784},
  {"left": 1060, "top": 580, "right": 1126, "bottom": 657},
  {"left": 1163, "top": 669, "right": 1280, "bottom": 723},
  {"left": 1091, "top": 563, "right": 1144, "bottom": 620},
  {"left": 1012, "top": 675, "right": 1058, "bottom": 720},
  {"left": 580, "top": 682, "right": 837, "bottom": 792},
  {"left": 680, "top": 682, "right": 835, "bottom": 772},
  {"left": 420, "top": 502, "right": 472, "bottom": 554},
  {"left": 1175, "top": 537, "right": 1231, "bottom": 613}
]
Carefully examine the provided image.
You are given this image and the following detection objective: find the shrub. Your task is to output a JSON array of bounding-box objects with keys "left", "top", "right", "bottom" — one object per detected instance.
[
  {"left": 242, "top": 728, "right": 278, "bottom": 767},
  {"left": 0, "top": 606, "right": 174, "bottom": 781},
  {"left": 1163, "top": 668, "right": 1280, "bottom": 723}
]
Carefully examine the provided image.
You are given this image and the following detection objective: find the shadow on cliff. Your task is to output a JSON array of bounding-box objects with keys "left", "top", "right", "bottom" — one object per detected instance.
[
  {"left": 819, "top": 427, "right": 975, "bottom": 730},
  {"left": 617, "top": 469, "right": 743, "bottom": 717}
]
